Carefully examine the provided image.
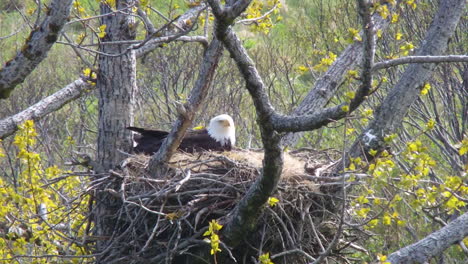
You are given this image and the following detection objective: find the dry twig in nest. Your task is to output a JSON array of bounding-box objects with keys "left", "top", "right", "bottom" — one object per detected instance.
[{"left": 92, "top": 149, "right": 355, "bottom": 263}]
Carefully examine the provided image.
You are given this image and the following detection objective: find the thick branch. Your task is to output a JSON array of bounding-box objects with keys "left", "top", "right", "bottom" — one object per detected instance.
[
  {"left": 0, "top": 5, "right": 212, "bottom": 140},
  {"left": 146, "top": 38, "right": 224, "bottom": 173},
  {"left": 208, "top": 0, "right": 284, "bottom": 247},
  {"left": 225, "top": 0, "right": 252, "bottom": 21},
  {"left": 338, "top": 0, "right": 466, "bottom": 171},
  {"left": 0, "top": 79, "right": 92, "bottom": 139},
  {"left": 207, "top": 0, "right": 379, "bottom": 247},
  {"left": 282, "top": 2, "right": 394, "bottom": 146},
  {"left": 272, "top": 0, "right": 376, "bottom": 133},
  {"left": 135, "top": 36, "right": 208, "bottom": 57},
  {"left": 207, "top": 0, "right": 376, "bottom": 245},
  {"left": 387, "top": 212, "right": 468, "bottom": 264},
  {"left": 373, "top": 55, "right": 468, "bottom": 71},
  {"left": 0, "top": 0, "right": 74, "bottom": 99},
  {"left": 134, "top": 4, "right": 208, "bottom": 56}
]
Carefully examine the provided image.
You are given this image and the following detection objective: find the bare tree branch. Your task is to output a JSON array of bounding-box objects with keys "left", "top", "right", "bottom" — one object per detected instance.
[
  {"left": 0, "top": 0, "right": 74, "bottom": 99},
  {"left": 137, "top": 8, "right": 156, "bottom": 35},
  {"left": 236, "top": 3, "right": 279, "bottom": 25},
  {"left": 281, "top": 1, "right": 396, "bottom": 146},
  {"left": 271, "top": 0, "right": 377, "bottom": 133},
  {"left": 65, "top": 6, "right": 134, "bottom": 26},
  {"left": 0, "top": 22, "right": 26, "bottom": 40},
  {"left": 0, "top": 79, "right": 92, "bottom": 139},
  {"left": 146, "top": 38, "right": 224, "bottom": 173},
  {"left": 336, "top": 0, "right": 466, "bottom": 172},
  {"left": 373, "top": 55, "right": 468, "bottom": 71},
  {"left": 207, "top": 0, "right": 284, "bottom": 247},
  {"left": 207, "top": 0, "right": 377, "bottom": 247},
  {"left": 0, "top": 4, "right": 211, "bottom": 140},
  {"left": 312, "top": 2, "right": 373, "bottom": 262},
  {"left": 387, "top": 212, "right": 468, "bottom": 264},
  {"left": 135, "top": 35, "right": 208, "bottom": 57}
]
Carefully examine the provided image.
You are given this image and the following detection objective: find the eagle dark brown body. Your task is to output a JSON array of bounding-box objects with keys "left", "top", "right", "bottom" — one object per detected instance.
[
  {"left": 126, "top": 127, "right": 233, "bottom": 155},
  {"left": 127, "top": 114, "right": 236, "bottom": 155}
]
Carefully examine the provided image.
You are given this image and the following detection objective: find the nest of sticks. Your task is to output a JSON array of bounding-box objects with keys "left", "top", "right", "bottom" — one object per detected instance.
[{"left": 93, "top": 149, "right": 346, "bottom": 263}]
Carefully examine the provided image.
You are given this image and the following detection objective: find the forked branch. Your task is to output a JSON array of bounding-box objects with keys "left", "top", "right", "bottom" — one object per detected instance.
[
  {"left": 207, "top": 0, "right": 376, "bottom": 247},
  {"left": 0, "top": 0, "right": 74, "bottom": 99}
]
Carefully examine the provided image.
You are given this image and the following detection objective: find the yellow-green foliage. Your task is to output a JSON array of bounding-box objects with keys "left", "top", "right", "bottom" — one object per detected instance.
[
  {"left": 0, "top": 120, "right": 92, "bottom": 263},
  {"left": 244, "top": 0, "right": 282, "bottom": 34},
  {"left": 349, "top": 126, "right": 468, "bottom": 260},
  {"left": 203, "top": 219, "right": 223, "bottom": 256},
  {"left": 259, "top": 252, "right": 274, "bottom": 264}
]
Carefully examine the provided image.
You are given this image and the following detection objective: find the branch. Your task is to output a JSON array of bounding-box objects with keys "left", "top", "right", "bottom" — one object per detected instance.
[
  {"left": 0, "top": 0, "right": 74, "bottom": 99},
  {"left": 0, "top": 79, "right": 92, "bottom": 139},
  {"left": 65, "top": 6, "right": 134, "bottom": 26},
  {"left": 373, "top": 55, "right": 468, "bottom": 71},
  {"left": 207, "top": 0, "right": 284, "bottom": 247},
  {"left": 135, "top": 36, "right": 208, "bottom": 57},
  {"left": 0, "top": 22, "right": 26, "bottom": 40},
  {"left": 387, "top": 212, "right": 468, "bottom": 264},
  {"left": 311, "top": 2, "right": 372, "bottom": 263},
  {"left": 236, "top": 3, "right": 279, "bottom": 25},
  {"left": 97, "top": 5, "right": 207, "bottom": 58},
  {"left": 225, "top": 0, "right": 252, "bottom": 21},
  {"left": 282, "top": 1, "right": 395, "bottom": 146},
  {"left": 137, "top": 8, "right": 157, "bottom": 35},
  {"left": 337, "top": 0, "right": 466, "bottom": 172},
  {"left": 207, "top": 0, "right": 376, "bottom": 246},
  {"left": 146, "top": 38, "right": 224, "bottom": 173},
  {"left": 61, "top": 4, "right": 207, "bottom": 59},
  {"left": 271, "top": 0, "right": 376, "bottom": 133},
  {"left": 0, "top": 5, "right": 211, "bottom": 140}
]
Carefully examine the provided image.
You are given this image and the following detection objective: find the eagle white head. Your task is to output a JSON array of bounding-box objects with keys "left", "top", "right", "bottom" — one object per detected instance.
[{"left": 207, "top": 114, "right": 236, "bottom": 147}]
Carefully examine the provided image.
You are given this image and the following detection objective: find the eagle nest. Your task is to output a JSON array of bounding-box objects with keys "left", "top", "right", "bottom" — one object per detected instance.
[{"left": 94, "top": 149, "right": 344, "bottom": 263}]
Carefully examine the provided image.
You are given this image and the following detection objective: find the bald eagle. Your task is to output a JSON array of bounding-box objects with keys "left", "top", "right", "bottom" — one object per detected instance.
[{"left": 127, "top": 114, "right": 236, "bottom": 155}]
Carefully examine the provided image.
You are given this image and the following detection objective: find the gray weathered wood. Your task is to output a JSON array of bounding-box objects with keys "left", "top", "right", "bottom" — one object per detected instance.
[
  {"left": 146, "top": 38, "right": 224, "bottom": 173},
  {"left": 0, "top": 5, "right": 207, "bottom": 141},
  {"left": 387, "top": 212, "right": 468, "bottom": 264},
  {"left": 0, "top": 79, "right": 91, "bottom": 139},
  {"left": 0, "top": 0, "right": 74, "bottom": 99},
  {"left": 96, "top": 1, "right": 138, "bottom": 172},
  {"left": 338, "top": 0, "right": 466, "bottom": 171},
  {"left": 281, "top": 5, "right": 392, "bottom": 146},
  {"left": 270, "top": 0, "right": 376, "bottom": 134},
  {"left": 373, "top": 55, "right": 468, "bottom": 71},
  {"left": 94, "top": 1, "right": 138, "bottom": 261},
  {"left": 207, "top": 0, "right": 283, "bottom": 246},
  {"left": 207, "top": 0, "right": 377, "bottom": 247}
]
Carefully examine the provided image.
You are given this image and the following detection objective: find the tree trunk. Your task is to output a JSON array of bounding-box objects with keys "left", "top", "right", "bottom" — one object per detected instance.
[
  {"left": 0, "top": 0, "right": 74, "bottom": 99},
  {"left": 94, "top": 1, "right": 137, "bottom": 261},
  {"left": 335, "top": 0, "right": 466, "bottom": 172},
  {"left": 281, "top": 9, "right": 392, "bottom": 147},
  {"left": 387, "top": 212, "right": 468, "bottom": 264},
  {"left": 96, "top": 1, "right": 137, "bottom": 172}
]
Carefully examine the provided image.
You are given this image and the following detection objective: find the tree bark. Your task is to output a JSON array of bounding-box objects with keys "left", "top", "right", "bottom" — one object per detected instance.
[
  {"left": 336, "top": 0, "right": 466, "bottom": 171},
  {"left": 96, "top": 1, "right": 137, "bottom": 172},
  {"left": 0, "top": 0, "right": 74, "bottom": 99},
  {"left": 281, "top": 5, "right": 392, "bottom": 147},
  {"left": 146, "top": 38, "right": 223, "bottom": 173},
  {"left": 207, "top": 0, "right": 283, "bottom": 247},
  {"left": 0, "top": 6, "right": 207, "bottom": 141},
  {"left": 0, "top": 79, "right": 91, "bottom": 139},
  {"left": 94, "top": 1, "right": 137, "bottom": 261},
  {"left": 387, "top": 212, "right": 468, "bottom": 264},
  {"left": 207, "top": 0, "right": 376, "bottom": 247}
]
